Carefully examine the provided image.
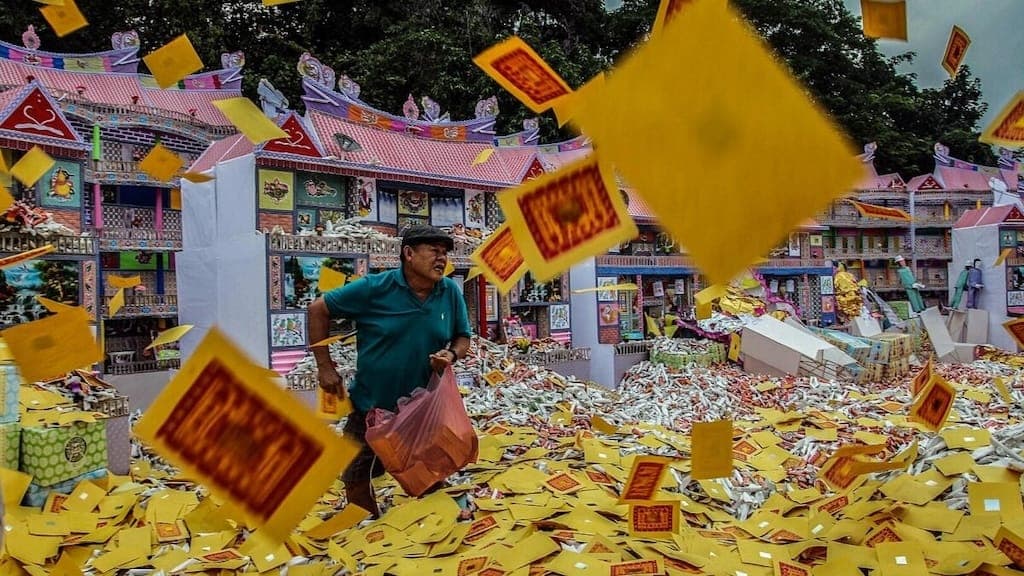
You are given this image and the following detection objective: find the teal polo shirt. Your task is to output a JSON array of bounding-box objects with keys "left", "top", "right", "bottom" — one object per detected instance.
[{"left": 322, "top": 268, "right": 472, "bottom": 413}]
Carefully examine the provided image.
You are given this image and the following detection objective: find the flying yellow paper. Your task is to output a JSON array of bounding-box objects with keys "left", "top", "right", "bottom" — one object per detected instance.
[
  {"left": 0, "top": 468, "right": 32, "bottom": 508},
  {"left": 108, "top": 275, "right": 142, "bottom": 289},
  {"left": 108, "top": 288, "right": 125, "bottom": 317},
  {"left": 1, "top": 307, "right": 101, "bottom": 383},
  {"left": 652, "top": 0, "right": 694, "bottom": 35},
  {"left": 310, "top": 335, "right": 344, "bottom": 348},
  {"left": 572, "top": 283, "right": 639, "bottom": 294},
  {"left": 465, "top": 266, "right": 483, "bottom": 282},
  {"left": 860, "top": 0, "right": 907, "bottom": 41},
  {"left": 181, "top": 171, "right": 215, "bottom": 183},
  {"left": 691, "top": 420, "right": 733, "bottom": 480},
  {"left": 2, "top": 245, "right": 56, "bottom": 270},
  {"left": 35, "top": 295, "right": 75, "bottom": 314},
  {"left": 994, "top": 248, "right": 1014, "bottom": 267},
  {"left": 980, "top": 91, "right": 1024, "bottom": 148},
  {"left": 472, "top": 148, "right": 495, "bottom": 166},
  {"left": 0, "top": 185, "right": 12, "bottom": 213},
  {"left": 473, "top": 36, "right": 572, "bottom": 114},
  {"left": 444, "top": 260, "right": 455, "bottom": 277},
  {"left": 138, "top": 143, "right": 185, "bottom": 181},
  {"left": 10, "top": 146, "right": 55, "bottom": 188},
  {"left": 318, "top": 266, "right": 347, "bottom": 293},
  {"left": 941, "top": 25, "right": 971, "bottom": 78},
  {"left": 34, "top": 0, "right": 67, "bottom": 5},
  {"left": 728, "top": 332, "right": 741, "bottom": 362},
  {"left": 909, "top": 375, "right": 955, "bottom": 432},
  {"left": 263, "top": 0, "right": 301, "bottom": 5},
  {"left": 571, "top": 0, "right": 861, "bottom": 285},
  {"left": 470, "top": 222, "right": 528, "bottom": 294},
  {"left": 145, "top": 324, "right": 194, "bottom": 350},
  {"left": 212, "top": 97, "right": 289, "bottom": 144},
  {"left": 134, "top": 327, "right": 360, "bottom": 544},
  {"left": 39, "top": 0, "right": 88, "bottom": 37},
  {"left": 143, "top": 35, "right": 204, "bottom": 89},
  {"left": 497, "top": 155, "right": 638, "bottom": 282}
]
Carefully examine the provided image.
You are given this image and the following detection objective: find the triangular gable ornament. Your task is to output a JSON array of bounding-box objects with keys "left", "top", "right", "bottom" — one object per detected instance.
[
  {"left": 520, "top": 157, "right": 545, "bottom": 182},
  {"left": 0, "top": 82, "right": 86, "bottom": 147},
  {"left": 1004, "top": 206, "right": 1024, "bottom": 223},
  {"left": 259, "top": 112, "right": 325, "bottom": 159},
  {"left": 916, "top": 175, "right": 944, "bottom": 191}
]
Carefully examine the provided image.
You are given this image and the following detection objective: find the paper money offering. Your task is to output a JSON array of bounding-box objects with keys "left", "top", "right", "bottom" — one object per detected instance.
[{"left": 134, "top": 327, "right": 360, "bottom": 543}]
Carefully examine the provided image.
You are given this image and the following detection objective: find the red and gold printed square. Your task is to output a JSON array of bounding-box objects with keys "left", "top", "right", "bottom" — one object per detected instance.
[
  {"left": 619, "top": 456, "right": 671, "bottom": 503},
  {"left": 471, "top": 223, "right": 527, "bottom": 294},
  {"left": 628, "top": 500, "right": 680, "bottom": 539},
  {"left": 134, "top": 327, "right": 360, "bottom": 544},
  {"left": 586, "top": 469, "right": 616, "bottom": 485},
  {"left": 1004, "top": 316, "right": 1024, "bottom": 350},
  {"left": 981, "top": 91, "right": 1024, "bottom": 148},
  {"left": 909, "top": 374, "right": 955, "bottom": 432},
  {"left": 941, "top": 25, "right": 971, "bottom": 78},
  {"left": 996, "top": 525, "right": 1024, "bottom": 569},
  {"left": 545, "top": 471, "right": 583, "bottom": 495},
  {"left": 652, "top": 0, "right": 696, "bottom": 35},
  {"left": 498, "top": 155, "right": 637, "bottom": 283},
  {"left": 610, "top": 558, "right": 664, "bottom": 576},
  {"left": 473, "top": 36, "right": 572, "bottom": 113},
  {"left": 773, "top": 559, "right": 813, "bottom": 576}
]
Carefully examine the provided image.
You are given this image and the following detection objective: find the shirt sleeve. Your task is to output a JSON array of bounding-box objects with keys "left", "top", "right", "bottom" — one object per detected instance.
[
  {"left": 323, "top": 277, "right": 371, "bottom": 319},
  {"left": 450, "top": 281, "right": 473, "bottom": 339}
]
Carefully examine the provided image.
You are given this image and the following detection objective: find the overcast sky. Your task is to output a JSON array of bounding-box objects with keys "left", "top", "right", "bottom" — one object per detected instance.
[{"left": 605, "top": 0, "right": 1019, "bottom": 130}]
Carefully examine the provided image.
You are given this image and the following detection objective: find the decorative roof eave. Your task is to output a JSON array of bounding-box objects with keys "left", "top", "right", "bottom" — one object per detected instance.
[
  {"left": 0, "top": 135, "right": 87, "bottom": 158},
  {"left": 301, "top": 79, "right": 497, "bottom": 143},
  {"left": 0, "top": 34, "right": 140, "bottom": 74},
  {"left": 139, "top": 62, "right": 245, "bottom": 92},
  {"left": 256, "top": 153, "right": 516, "bottom": 192},
  {"left": 59, "top": 99, "right": 229, "bottom": 142},
  {"left": 0, "top": 82, "right": 89, "bottom": 152}
]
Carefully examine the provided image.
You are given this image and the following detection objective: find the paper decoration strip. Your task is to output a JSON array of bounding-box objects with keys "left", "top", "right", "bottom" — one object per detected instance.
[
  {"left": 143, "top": 35, "right": 204, "bottom": 90},
  {"left": 470, "top": 223, "right": 527, "bottom": 294},
  {"left": 318, "top": 266, "right": 347, "bottom": 293},
  {"left": 860, "top": 0, "right": 907, "bottom": 41},
  {"left": 39, "top": 0, "right": 88, "bottom": 37},
  {"left": 691, "top": 420, "right": 733, "bottom": 480},
  {"left": 847, "top": 199, "right": 911, "bottom": 222},
  {"left": 0, "top": 242, "right": 54, "bottom": 268},
  {"left": 10, "top": 147, "right": 55, "bottom": 188},
  {"left": 212, "top": 98, "right": 290, "bottom": 144},
  {"left": 108, "top": 275, "right": 142, "bottom": 289},
  {"left": 1, "top": 307, "right": 102, "bottom": 383},
  {"left": 138, "top": 143, "right": 185, "bottom": 181},
  {"left": 473, "top": 36, "right": 573, "bottom": 113},
  {"left": 570, "top": 0, "right": 861, "bottom": 285},
  {"left": 941, "top": 25, "right": 971, "bottom": 78},
  {"left": 108, "top": 288, "right": 125, "bottom": 317},
  {"left": 498, "top": 155, "right": 638, "bottom": 283},
  {"left": 980, "top": 91, "right": 1024, "bottom": 148},
  {"left": 146, "top": 325, "right": 194, "bottom": 350},
  {"left": 134, "top": 327, "right": 359, "bottom": 543}
]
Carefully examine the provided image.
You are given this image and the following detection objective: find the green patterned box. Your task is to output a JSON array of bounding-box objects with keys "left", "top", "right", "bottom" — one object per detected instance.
[
  {"left": 20, "top": 421, "right": 108, "bottom": 487},
  {"left": 0, "top": 421, "right": 18, "bottom": 469}
]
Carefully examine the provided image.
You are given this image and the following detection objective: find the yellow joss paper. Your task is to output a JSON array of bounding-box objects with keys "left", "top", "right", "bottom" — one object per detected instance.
[
  {"left": 995, "top": 248, "right": 1014, "bottom": 267},
  {"left": 941, "top": 25, "right": 971, "bottom": 78},
  {"left": 10, "top": 146, "right": 55, "bottom": 188},
  {"left": 107, "top": 288, "right": 125, "bottom": 317},
  {"left": 318, "top": 266, "right": 347, "bottom": 293},
  {"left": 473, "top": 36, "right": 572, "bottom": 114},
  {"left": 652, "top": 0, "right": 694, "bottom": 35},
  {"left": 108, "top": 275, "right": 142, "bottom": 289},
  {"left": 138, "top": 143, "right": 185, "bottom": 181},
  {"left": 570, "top": 0, "right": 861, "bottom": 285},
  {"left": 497, "top": 155, "right": 637, "bottom": 282},
  {"left": 212, "top": 97, "right": 289, "bottom": 144},
  {"left": 860, "top": 0, "right": 907, "bottom": 41},
  {"left": 1, "top": 308, "right": 101, "bottom": 383},
  {"left": 146, "top": 324, "right": 194, "bottom": 350},
  {"left": 263, "top": 0, "right": 301, "bottom": 4},
  {"left": 134, "top": 327, "right": 361, "bottom": 543},
  {"left": 980, "top": 91, "right": 1024, "bottom": 149},
  {"left": 472, "top": 148, "right": 494, "bottom": 166},
  {"left": 691, "top": 420, "right": 733, "bottom": 480},
  {"left": 39, "top": 0, "right": 88, "bottom": 37},
  {"left": 143, "top": 35, "right": 204, "bottom": 89},
  {"left": 909, "top": 375, "right": 955, "bottom": 432},
  {"left": 443, "top": 260, "right": 455, "bottom": 277},
  {"left": 470, "top": 223, "right": 527, "bottom": 294},
  {"left": 0, "top": 185, "right": 12, "bottom": 212},
  {"left": 316, "top": 388, "right": 352, "bottom": 421},
  {"left": 182, "top": 171, "right": 214, "bottom": 183}
]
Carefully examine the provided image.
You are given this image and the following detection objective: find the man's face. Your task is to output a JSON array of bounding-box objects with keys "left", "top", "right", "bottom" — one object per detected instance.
[{"left": 405, "top": 241, "right": 449, "bottom": 282}]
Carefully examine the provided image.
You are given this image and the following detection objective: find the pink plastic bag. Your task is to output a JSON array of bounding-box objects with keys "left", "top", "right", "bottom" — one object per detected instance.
[{"left": 364, "top": 366, "right": 478, "bottom": 497}]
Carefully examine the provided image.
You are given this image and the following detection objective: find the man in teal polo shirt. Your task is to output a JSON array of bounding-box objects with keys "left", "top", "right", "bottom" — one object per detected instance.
[{"left": 307, "top": 225, "right": 472, "bottom": 516}]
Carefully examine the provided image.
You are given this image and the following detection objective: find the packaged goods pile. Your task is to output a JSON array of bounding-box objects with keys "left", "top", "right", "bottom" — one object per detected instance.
[
  {"left": 5, "top": 336, "right": 1024, "bottom": 574},
  {"left": 649, "top": 338, "right": 728, "bottom": 369}
]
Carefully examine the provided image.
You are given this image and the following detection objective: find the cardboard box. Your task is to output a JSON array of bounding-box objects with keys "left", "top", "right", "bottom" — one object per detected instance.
[
  {"left": 21, "top": 421, "right": 108, "bottom": 487},
  {"left": 0, "top": 364, "right": 20, "bottom": 424},
  {"left": 0, "top": 421, "right": 18, "bottom": 469},
  {"left": 947, "top": 310, "right": 968, "bottom": 343},
  {"left": 851, "top": 316, "right": 882, "bottom": 338},
  {"left": 871, "top": 333, "right": 913, "bottom": 358},
  {"left": 23, "top": 467, "right": 106, "bottom": 508},
  {"left": 965, "top": 309, "right": 989, "bottom": 345},
  {"left": 920, "top": 307, "right": 956, "bottom": 360},
  {"left": 105, "top": 415, "right": 131, "bottom": 476},
  {"left": 742, "top": 316, "right": 853, "bottom": 377}
]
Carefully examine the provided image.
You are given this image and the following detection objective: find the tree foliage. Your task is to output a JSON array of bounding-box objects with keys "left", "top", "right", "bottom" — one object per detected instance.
[{"left": 0, "top": 0, "right": 995, "bottom": 176}]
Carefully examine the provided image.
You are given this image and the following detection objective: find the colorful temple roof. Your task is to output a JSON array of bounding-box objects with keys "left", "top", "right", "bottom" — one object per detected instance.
[
  {"left": 0, "top": 27, "right": 244, "bottom": 132},
  {"left": 907, "top": 142, "right": 1019, "bottom": 193}
]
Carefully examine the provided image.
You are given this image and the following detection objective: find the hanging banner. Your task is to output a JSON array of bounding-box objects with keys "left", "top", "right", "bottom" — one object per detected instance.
[{"left": 847, "top": 199, "right": 911, "bottom": 222}]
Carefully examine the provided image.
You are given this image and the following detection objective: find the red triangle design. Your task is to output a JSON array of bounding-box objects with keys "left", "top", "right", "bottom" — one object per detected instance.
[
  {"left": 522, "top": 158, "right": 545, "bottom": 182},
  {"left": 917, "top": 175, "right": 943, "bottom": 190},
  {"left": 262, "top": 115, "right": 322, "bottom": 158},
  {"left": 0, "top": 87, "right": 78, "bottom": 142},
  {"left": 1006, "top": 206, "right": 1024, "bottom": 222}
]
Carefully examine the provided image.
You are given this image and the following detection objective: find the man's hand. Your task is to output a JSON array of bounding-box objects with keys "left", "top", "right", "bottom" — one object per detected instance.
[
  {"left": 429, "top": 349, "right": 456, "bottom": 374},
  {"left": 318, "top": 365, "right": 344, "bottom": 396}
]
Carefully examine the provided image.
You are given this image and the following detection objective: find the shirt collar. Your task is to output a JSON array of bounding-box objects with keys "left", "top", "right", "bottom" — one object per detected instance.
[{"left": 394, "top": 267, "right": 445, "bottom": 295}]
